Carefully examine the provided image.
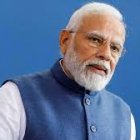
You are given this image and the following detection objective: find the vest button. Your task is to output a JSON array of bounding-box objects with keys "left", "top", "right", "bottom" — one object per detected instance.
[
  {"left": 90, "top": 125, "right": 97, "bottom": 133},
  {"left": 85, "top": 98, "right": 91, "bottom": 105}
]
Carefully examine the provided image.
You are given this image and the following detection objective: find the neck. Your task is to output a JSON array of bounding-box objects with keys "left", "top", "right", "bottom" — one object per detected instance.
[{"left": 60, "top": 59, "right": 74, "bottom": 79}]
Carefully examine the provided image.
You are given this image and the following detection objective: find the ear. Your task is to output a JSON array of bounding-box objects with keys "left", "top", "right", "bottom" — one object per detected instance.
[{"left": 59, "top": 30, "right": 72, "bottom": 55}]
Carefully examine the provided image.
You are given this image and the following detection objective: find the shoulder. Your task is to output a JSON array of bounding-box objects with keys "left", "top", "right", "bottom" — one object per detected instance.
[
  {"left": 102, "top": 89, "right": 131, "bottom": 111},
  {"left": 4, "top": 70, "right": 52, "bottom": 84},
  {"left": 1, "top": 70, "right": 55, "bottom": 93}
]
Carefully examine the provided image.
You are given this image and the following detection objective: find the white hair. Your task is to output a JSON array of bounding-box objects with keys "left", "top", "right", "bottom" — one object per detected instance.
[{"left": 66, "top": 2, "right": 125, "bottom": 31}]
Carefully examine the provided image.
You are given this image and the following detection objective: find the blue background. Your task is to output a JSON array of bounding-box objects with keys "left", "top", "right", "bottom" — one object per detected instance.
[{"left": 0, "top": 0, "right": 139, "bottom": 139}]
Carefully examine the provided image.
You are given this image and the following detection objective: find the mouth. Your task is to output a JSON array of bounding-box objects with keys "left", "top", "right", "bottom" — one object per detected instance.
[{"left": 87, "top": 64, "right": 108, "bottom": 76}]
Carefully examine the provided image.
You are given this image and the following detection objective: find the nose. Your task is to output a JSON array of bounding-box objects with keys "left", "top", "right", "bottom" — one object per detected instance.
[{"left": 96, "top": 43, "right": 112, "bottom": 61}]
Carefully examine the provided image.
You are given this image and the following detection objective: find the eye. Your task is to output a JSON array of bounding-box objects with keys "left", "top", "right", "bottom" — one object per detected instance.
[
  {"left": 110, "top": 45, "right": 121, "bottom": 53},
  {"left": 87, "top": 36, "right": 102, "bottom": 44}
]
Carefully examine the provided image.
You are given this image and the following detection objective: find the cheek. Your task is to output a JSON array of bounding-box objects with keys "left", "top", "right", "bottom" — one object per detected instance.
[
  {"left": 74, "top": 41, "right": 97, "bottom": 61},
  {"left": 110, "top": 60, "right": 118, "bottom": 72}
]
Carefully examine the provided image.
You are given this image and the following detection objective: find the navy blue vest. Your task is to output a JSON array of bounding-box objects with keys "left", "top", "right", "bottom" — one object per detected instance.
[{"left": 10, "top": 60, "right": 131, "bottom": 140}]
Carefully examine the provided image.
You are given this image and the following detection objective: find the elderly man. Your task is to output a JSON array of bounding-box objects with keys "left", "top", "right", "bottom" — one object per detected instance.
[{"left": 0, "top": 2, "right": 136, "bottom": 140}]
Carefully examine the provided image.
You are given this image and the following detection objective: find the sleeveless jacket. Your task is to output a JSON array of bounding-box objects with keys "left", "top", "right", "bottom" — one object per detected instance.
[{"left": 10, "top": 60, "right": 131, "bottom": 140}]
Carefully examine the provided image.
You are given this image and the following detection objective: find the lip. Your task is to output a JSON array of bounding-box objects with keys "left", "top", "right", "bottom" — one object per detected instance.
[{"left": 87, "top": 64, "right": 108, "bottom": 76}]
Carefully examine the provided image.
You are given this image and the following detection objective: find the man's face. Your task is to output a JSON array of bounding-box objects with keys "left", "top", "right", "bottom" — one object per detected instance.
[{"left": 61, "top": 14, "right": 125, "bottom": 91}]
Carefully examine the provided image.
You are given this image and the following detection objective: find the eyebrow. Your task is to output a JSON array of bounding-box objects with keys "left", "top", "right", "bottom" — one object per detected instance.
[
  {"left": 111, "top": 39, "right": 123, "bottom": 48},
  {"left": 87, "top": 31, "right": 106, "bottom": 41}
]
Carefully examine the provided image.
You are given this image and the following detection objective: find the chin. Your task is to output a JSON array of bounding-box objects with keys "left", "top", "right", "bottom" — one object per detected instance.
[{"left": 74, "top": 72, "right": 112, "bottom": 92}]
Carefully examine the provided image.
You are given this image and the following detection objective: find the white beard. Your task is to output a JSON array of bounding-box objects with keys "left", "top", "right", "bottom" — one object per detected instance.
[{"left": 63, "top": 46, "right": 114, "bottom": 92}]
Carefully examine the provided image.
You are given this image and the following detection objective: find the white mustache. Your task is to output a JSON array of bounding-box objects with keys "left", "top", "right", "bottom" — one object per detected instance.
[{"left": 84, "top": 59, "right": 111, "bottom": 73}]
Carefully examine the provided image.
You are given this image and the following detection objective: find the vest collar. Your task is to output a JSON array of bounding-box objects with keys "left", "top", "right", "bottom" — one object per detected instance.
[{"left": 51, "top": 59, "right": 104, "bottom": 95}]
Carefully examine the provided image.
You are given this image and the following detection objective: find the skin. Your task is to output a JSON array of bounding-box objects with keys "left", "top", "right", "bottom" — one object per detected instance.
[{"left": 59, "top": 14, "right": 125, "bottom": 78}]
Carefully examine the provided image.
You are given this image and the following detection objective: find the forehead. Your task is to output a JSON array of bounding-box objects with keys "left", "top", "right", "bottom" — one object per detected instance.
[{"left": 78, "top": 14, "right": 125, "bottom": 42}]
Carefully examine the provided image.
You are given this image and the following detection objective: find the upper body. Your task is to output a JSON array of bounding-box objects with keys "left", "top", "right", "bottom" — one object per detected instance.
[
  {"left": 0, "top": 2, "right": 136, "bottom": 140},
  {"left": 0, "top": 60, "right": 136, "bottom": 139}
]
